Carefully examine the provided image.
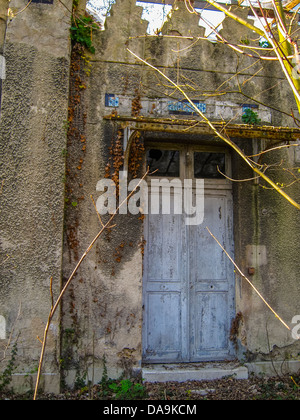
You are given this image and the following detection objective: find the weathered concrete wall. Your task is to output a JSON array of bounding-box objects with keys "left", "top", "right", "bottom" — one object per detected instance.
[
  {"left": 60, "top": 0, "right": 300, "bottom": 385},
  {"left": 232, "top": 140, "right": 300, "bottom": 363},
  {"left": 236, "top": 145, "right": 300, "bottom": 360},
  {"left": 1, "top": 0, "right": 300, "bottom": 392},
  {"left": 0, "top": 0, "right": 72, "bottom": 392},
  {"left": 0, "top": 0, "right": 9, "bottom": 53},
  {"left": 0, "top": 0, "right": 9, "bottom": 106}
]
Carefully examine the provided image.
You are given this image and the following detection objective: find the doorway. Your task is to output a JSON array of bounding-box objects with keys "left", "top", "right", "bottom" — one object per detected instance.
[{"left": 142, "top": 143, "right": 235, "bottom": 363}]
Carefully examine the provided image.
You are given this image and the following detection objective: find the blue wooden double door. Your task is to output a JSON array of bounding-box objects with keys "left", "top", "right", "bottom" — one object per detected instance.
[{"left": 142, "top": 145, "right": 235, "bottom": 363}]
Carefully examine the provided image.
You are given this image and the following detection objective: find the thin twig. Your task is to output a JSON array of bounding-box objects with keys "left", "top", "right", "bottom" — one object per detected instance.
[
  {"left": 250, "top": 0, "right": 300, "bottom": 108},
  {"left": 0, "top": 302, "right": 21, "bottom": 364},
  {"left": 129, "top": 33, "right": 291, "bottom": 58},
  {"left": 49, "top": 277, "right": 54, "bottom": 311},
  {"left": 206, "top": 227, "right": 291, "bottom": 331},
  {"left": 90, "top": 195, "right": 104, "bottom": 227},
  {"left": 217, "top": 168, "right": 261, "bottom": 182},
  {"left": 0, "top": 254, "right": 10, "bottom": 266},
  {"left": 33, "top": 169, "right": 149, "bottom": 400},
  {"left": 291, "top": 376, "right": 299, "bottom": 387},
  {"left": 248, "top": 143, "right": 299, "bottom": 157},
  {"left": 0, "top": 180, "right": 4, "bottom": 196},
  {"left": 13, "top": 0, "right": 32, "bottom": 17},
  {"left": 127, "top": 48, "right": 300, "bottom": 210}
]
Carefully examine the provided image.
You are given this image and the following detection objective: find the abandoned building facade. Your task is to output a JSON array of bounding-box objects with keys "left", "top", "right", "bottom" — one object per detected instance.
[{"left": 0, "top": 0, "right": 300, "bottom": 393}]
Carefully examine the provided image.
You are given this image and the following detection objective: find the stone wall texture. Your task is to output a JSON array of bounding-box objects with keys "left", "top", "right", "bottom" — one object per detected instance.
[{"left": 0, "top": 0, "right": 300, "bottom": 392}]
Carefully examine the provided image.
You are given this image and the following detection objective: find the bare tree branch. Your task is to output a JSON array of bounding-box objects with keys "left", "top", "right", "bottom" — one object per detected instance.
[
  {"left": 206, "top": 227, "right": 291, "bottom": 331},
  {"left": 127, "top": 48, "right": 300, "bottom": 210},
  {"left": 33, "top": 169, "right": 150, "bottom": 400}
]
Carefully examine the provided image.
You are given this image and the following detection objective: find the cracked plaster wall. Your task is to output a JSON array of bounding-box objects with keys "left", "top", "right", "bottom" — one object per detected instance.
[
  {"left": 59, "top": 0, "right": 300, "bottom": 384},
  {"left": 0, "top": 0, "right": 73, "bottom": 393},
  {"left": 0, "top": 0, "right": 300, "bottom": 392}
]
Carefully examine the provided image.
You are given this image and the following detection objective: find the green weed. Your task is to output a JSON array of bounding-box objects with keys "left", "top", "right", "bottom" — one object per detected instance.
[{"left": 109, "top": 379, "right": 147, "bottom": 400}]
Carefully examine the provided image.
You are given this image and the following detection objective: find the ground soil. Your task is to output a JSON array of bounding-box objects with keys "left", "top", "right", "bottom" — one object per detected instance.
[{"left": 0, "top": 375, "right": 299, "bottom": 400}]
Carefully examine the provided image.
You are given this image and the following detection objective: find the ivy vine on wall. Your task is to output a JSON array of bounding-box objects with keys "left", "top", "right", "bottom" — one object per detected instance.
[{"left": 70, "top": 0, "right": 100, "bottom": 54}]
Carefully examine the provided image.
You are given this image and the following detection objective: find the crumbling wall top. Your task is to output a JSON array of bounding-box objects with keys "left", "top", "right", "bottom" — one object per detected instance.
[{"left": 161, "top": 1, "right": 205, "bottom": 37}]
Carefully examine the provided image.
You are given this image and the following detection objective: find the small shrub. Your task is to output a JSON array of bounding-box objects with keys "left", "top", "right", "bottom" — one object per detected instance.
[
  {"left": 70, "top": 15, "right": 99, "bottom": 54},
  {"left": 242, "top": 108, "right": 261, "bottom": 125},
  {"left": 109, "top": 379, "right": 147, "bottom": 400},
  {"left": 0, "top": 343, "right": 18, "bottom": 392}
]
